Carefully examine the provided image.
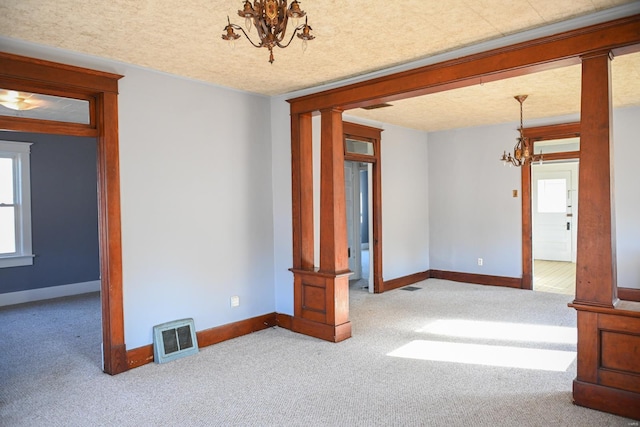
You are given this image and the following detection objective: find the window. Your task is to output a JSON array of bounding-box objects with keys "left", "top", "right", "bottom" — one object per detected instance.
[
  {"left": 537, "top": 178, "right": 567, "bottom": 213},
  {"left": 0, "top": 140, "right": 34, "bottom": 268},
  {"left": 345, "top": 138, "right": 374, "bottom": 156}
]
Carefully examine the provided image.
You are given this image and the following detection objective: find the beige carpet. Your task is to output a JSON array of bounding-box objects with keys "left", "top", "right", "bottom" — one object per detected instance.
[{"left": 0, "top": 280, "right": 634, "bottom": 426}]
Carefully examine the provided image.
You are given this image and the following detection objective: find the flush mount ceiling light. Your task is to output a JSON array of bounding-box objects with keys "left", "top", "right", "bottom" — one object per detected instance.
[
  {"left": 0, "top": 90, "right": 40, "bottom": 111},
  {"left": 500, "top": 95, "right": 538, "bottom": 167},
  {"left": 222, "top": 0, "right": 315, "bottom": 64}
]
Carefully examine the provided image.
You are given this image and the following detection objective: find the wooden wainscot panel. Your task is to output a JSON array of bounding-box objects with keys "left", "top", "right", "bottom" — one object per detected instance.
[
  {"left": 298, "top": 273, "right": 328, "bottom": 323},
  {"left": 576, "top": 311, "right": 599, "bottom": 383},
  {"left": 598, "top": 313, "right": 640, "bottom": 394},
  {"left": 598, "top": 311, "right": 640, "bottom": 333},
  {"left": 600, "top": 331, "right": 640, "bottom": 375}
]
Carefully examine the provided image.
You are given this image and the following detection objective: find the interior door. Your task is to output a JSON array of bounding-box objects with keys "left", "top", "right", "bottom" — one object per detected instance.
[
  {"left": 344, "top": 162, "right": 361, "bottom": 279},
  {"left": 532, "top": 164, "right": 577, "bottom": 262}
]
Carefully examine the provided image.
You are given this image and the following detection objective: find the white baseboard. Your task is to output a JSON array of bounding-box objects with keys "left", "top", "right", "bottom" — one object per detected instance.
[{"left": 0, "top": 280, "right": 100, "bottom": 307}]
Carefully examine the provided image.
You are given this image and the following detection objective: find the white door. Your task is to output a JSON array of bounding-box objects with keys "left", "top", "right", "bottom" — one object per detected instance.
[
  {"left": 532, "top": 163, "right": 578, "bottom": 262},
  {"left": 344, "top": 162, "right": 361, "bottom": 279}
]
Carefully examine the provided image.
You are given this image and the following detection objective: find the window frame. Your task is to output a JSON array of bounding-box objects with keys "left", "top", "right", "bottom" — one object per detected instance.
[{"left": 0, "top": 139, "right": 34, "bottom": 268}]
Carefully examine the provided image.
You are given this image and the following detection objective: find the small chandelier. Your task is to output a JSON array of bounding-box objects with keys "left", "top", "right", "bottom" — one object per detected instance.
[
  {"left": 222, "top": 0, "right": 315, "bottom": 64},
  {"left": 500, "top": 95, "right": 534, "bottom": 167}
]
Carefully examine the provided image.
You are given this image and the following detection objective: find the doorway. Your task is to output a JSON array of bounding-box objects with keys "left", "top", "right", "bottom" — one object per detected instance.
[
  {"left": 520, "top": 122, "right": 580, "bottom": 292},
  {"left": 345, "top": 161, "right": 373, "bottom": 292},
  {"left": 0, "top": 52, "right": 126, "bottom": 374},
  {"left": 532, "top": 161, "right": 578, "bottom": 295},
  {"left": 343, "top": 122, "right": 383, "bottom": 293}
]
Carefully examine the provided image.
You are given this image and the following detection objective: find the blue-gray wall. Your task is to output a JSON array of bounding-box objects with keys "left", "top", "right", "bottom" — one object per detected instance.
[{"left": 0, "top": 132, "right": 99, "bottom": 294}]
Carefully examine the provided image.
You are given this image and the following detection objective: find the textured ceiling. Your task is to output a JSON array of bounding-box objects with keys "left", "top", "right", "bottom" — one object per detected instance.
[
  {"left": 347, "top": 51, "right": 640, "bottom": 131},
  {"left": 0, "top": 0, "right": 639, "bottom": 131}
]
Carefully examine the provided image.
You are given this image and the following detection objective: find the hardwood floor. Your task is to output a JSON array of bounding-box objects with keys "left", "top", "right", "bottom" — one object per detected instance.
[{"left": 534, "top": 259, "right": 576, "bottom": 295}]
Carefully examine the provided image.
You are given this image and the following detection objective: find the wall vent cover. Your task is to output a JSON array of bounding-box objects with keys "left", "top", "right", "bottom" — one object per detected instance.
[{"left": 153, "top": 318, "right": 199, "bottom": 364}]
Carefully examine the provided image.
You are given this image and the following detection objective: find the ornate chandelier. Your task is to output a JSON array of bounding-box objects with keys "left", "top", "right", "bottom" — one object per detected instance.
[
  {"left": 222, "top": 0, "right": 315, "bottom": 64},
  {"left": 500, "top": 95, "right": 534, "bottom": 167}
]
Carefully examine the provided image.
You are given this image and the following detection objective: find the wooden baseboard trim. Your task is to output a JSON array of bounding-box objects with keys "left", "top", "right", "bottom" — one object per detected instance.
[
  {"left": 619, "top": 287, "right": 640, "bottom": 302},
  {"left": 291, "top": 316, "right": 352, "bottom": 343},
  {"left": 573, "top": 379, "right": 640, "bottom": 420},
  {"left": 275, "top": 313, "right": 293, "bottom": 330},
  {"left": 383, "top": 271, "right": 430, "bottom": 292},
  {"left": 430, "top": 270, "right": 522, "bottom": 289},
  {"left": 126, "top": 312, "right": 277, "bottom": 370},
  {"left": 127, "top": 345, "right": 154, "bottom": 370}
]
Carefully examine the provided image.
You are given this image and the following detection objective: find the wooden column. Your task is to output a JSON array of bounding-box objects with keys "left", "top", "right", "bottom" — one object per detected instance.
[
  {"left": 571, "top": 51, "right": 640, "bottom": 420},
  {"left": 574, "top": 51, "right": 617, "bottom": 308},
  {"left": 290, "top": 108, "right": 352, "bottom": 343},
  {"left": 319, "top": 108, "right": 348, "bottom": 274},
  {"left": 291, "top": 112, "right": 314, "bottom": 270},
  {"left": 521, "top": 163, "right": 532, "bottom": 290}
]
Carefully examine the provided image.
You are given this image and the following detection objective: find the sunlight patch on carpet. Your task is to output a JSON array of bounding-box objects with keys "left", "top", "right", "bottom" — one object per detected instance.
[
  {"left": 417, "top": 319, "right": 576, "bottom": 345},
  {"left": 388, "top": 340, "right": 576, "bottom": 371}
]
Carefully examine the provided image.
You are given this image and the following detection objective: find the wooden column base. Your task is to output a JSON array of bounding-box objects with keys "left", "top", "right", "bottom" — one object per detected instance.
[
  {"left": 570, "top": 302, "right": 640, "bottom": 420},
  {"left": 573, "top": 380, "right": 640, "bottom": 420},
  {"left": 291, "top": 268, "right": 352, "bottom": 343}
]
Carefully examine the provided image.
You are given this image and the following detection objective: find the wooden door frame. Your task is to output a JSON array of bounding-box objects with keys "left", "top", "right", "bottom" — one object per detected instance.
[
  {"left": 0, "top": 52, "right": 127, "bottom": 375},
  {"left": 521, "top": 122, "right": 581, "bottom": 290},
  {"left": 343, "top": 122, "right": 383, "bottom": 293}
]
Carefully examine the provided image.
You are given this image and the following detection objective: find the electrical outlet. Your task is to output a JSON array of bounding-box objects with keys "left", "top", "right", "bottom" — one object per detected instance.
[
  {"left": 230, "top": 296, "right": 240, "bottom": 307},
  {"left": 477, "top": 258, "right": 483, "bottom": 266}
]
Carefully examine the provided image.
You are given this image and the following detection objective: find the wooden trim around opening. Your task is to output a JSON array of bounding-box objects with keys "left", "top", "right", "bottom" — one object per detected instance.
[
  {"left": 0, "top": 51, "right": 126, "bottom": 375},
  {"left": 521, "top": 123, "right": 581, "bottom": 294},
  {"left": 343, "top": 121, "right": 384, "bottom": 293},
  {"left": 127, "top": 313, "right": 278, "bottom": 369}
]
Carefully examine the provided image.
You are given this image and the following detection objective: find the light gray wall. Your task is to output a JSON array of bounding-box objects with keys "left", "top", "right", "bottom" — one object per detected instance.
[
  {"left": 379, "top": 123, "right": 430, "bottom": 280},
  {"left": 2, "top": 39, "right": 277, "bottom": 349},
  {"left": 270, "top": 95, "right": 294, "bottom": 314},
  {"left": 428, "top": 107, "right": 640, "bottom": 289},
  {"left": 614, "top": 106, "right": 640, "bottom": 290},
  {"left": 428, "top": 122, "right": 523, "bottom": 278},
  {"left": 117, "top": 67, "right": 275, "bottom": 348}
]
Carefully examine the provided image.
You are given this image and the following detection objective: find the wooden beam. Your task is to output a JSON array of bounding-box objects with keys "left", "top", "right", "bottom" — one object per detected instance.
[
  {"left": 288, "top": 15, "right": 640, "bottom": 114},
  {"left": 0, "top": 52, "right": 121, "bottom": 93}
]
